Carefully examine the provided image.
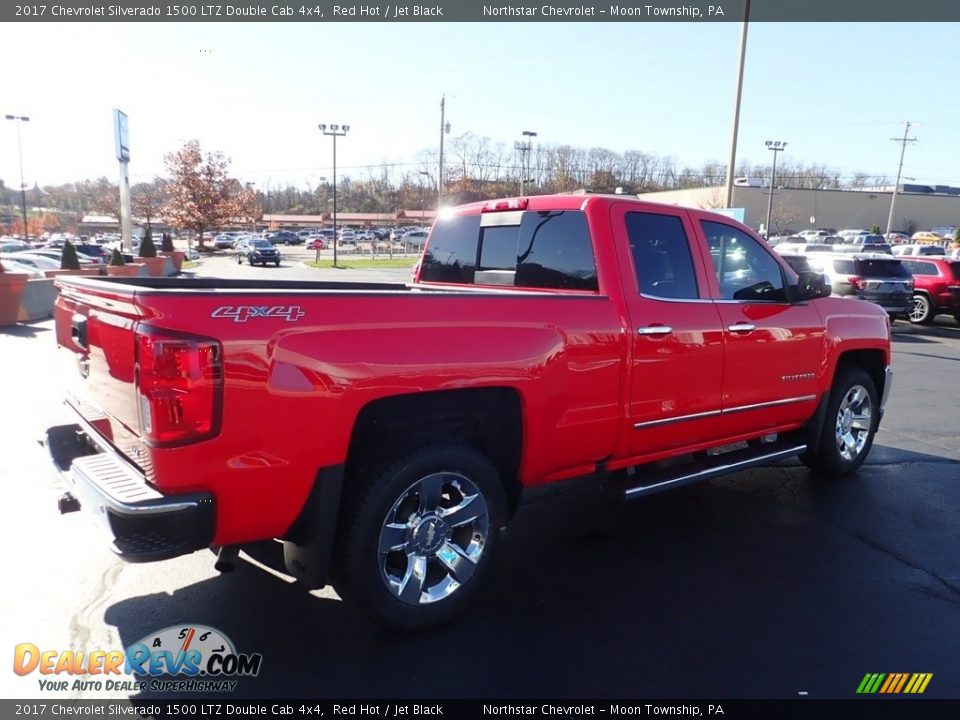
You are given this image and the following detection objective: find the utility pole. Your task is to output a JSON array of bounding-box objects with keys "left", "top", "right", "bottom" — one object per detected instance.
[
  {"left": 723, "top": 0, "right": 750, "bottom": 208},
  {"left": 885, "top": 122, "right": 918, "bottom": 236},
  {"left": 438, "top": 95, "right": 448, "bottom": 208}
]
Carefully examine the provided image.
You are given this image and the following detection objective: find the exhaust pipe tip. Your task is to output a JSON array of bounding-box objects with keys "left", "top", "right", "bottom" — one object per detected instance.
[{"left": 214, "top": 545, "right": 240, "bottom": 573}]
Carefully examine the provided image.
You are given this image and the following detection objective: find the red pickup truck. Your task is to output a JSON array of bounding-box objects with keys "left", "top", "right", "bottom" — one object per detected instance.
[{"left": 47, "top": 194, "right": 892, "bottom": 630}]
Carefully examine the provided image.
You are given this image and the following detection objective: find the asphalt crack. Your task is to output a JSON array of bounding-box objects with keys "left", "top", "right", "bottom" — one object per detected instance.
[
  {"left": 67, "top": 561, "right": 126, "bottom": 699},
  {"left": 847, "top": 529, "right": 960, "bottom": 606}
]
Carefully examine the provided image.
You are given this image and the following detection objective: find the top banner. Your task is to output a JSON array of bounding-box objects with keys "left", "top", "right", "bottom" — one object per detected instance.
[{"left": 5, "top": 0, "right": 960, "bottom": 23}]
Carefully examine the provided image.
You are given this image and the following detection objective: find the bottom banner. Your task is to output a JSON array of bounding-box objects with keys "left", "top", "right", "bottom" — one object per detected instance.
[{"left": 3, "top": 699, "right": 958, "bottom": 719}]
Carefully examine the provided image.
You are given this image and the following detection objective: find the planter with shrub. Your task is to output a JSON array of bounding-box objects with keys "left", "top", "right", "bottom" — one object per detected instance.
[
  {"left": 43, "top": 240, "right": 102, "bottom": 278},
  {"left": 0, "top": 261, "right": 29, "bottom": 326},
  {"left": 136, "top": 231, "right": 169, "bottom": 277},
  {"left": 106, "top": 248, "right": 145, "bottom": 277},
  {"left": 158, "top": 232, "right": 185, "bottom": 272}
]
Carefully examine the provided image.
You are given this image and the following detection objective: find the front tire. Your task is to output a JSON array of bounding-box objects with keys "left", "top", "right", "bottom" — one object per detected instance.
[
  {"left": 333, "top": 443, "right": 507, "bottom": 631},
  {"left": 908, "top": 293, "right": 934, "bottom": 324},
  {"left": 801, "top": 366, "right": 878, "bottom": 476}
]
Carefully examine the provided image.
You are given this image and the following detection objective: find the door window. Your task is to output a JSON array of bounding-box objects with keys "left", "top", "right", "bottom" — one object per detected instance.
[
  {"left": 701, "top": 220, "right": 788, "bottom": 302},
  {"left": 624, "top": 212, "right": 699, "bottom": 299}
]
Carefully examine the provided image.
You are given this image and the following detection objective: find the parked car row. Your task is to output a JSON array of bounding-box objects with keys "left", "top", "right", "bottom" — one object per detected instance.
[{"left": 778, "top": 245, "right": 960, "bottom": 326}]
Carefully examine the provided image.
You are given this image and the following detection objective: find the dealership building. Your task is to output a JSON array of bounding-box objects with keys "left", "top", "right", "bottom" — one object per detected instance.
[{"left": 637, "top": 183, "right": 960, "bottom": 235}]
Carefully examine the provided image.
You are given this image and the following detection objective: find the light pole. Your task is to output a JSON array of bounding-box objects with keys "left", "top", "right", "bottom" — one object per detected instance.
[
  {"left": 5, "top": 114, "right": 30, "bottom": 242},
  {"left": 764, "top": 140, "right": 786, "bottom": 238},
  {"left": 318, "top": 123, "right": 349, "bottom": 267},
  {"left": 515, "top": 130, "right": 537, "bottom": 195}
]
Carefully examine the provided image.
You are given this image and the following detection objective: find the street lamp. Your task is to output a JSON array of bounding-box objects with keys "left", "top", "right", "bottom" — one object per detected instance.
[
  {"left": 764, "top": 140, "right": 787, "bottom": 238},
  {"left": 515, "top": 130, "right": 537, "bottom": 195},
  {"left": 318, "top": 123, "right": 349, "bottom": 267},
  {"left": 5, "top": 114, "right": 30, "bottom": 242}
]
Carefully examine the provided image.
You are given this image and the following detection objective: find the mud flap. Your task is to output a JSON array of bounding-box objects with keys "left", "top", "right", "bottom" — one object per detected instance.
[{"left": 282, "top": 464, "right": 344, "bottom": 590}]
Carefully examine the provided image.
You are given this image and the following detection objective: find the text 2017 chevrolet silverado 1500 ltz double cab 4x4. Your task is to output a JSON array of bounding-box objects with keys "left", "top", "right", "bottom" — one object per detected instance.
[{"left": 46, "top": 194, "right": 892, "bottom": 629}]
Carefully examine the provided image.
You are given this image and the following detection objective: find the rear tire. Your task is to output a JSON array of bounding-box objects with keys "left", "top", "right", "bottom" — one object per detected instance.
[
  {"left": 800, "top": 366, "right": 878, "bottom": 476},
  {"left": 333, "top": 443, "right": 506, "bottom": 631},
  {"left": 908, "top": 294, "right": 934, "bottom": 324}
]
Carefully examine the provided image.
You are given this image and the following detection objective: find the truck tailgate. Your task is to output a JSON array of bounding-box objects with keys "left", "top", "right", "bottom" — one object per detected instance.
[{"left": 54, "top": 278, "right": 146, "bottom": 467}]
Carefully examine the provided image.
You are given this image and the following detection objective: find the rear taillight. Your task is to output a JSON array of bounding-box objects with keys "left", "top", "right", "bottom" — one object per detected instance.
[
  {"left": 135, "top": 326, "right": 223, "bottom": 447},
  {"left": 847, "top": 275, "right": 866, "bottom": 290}
]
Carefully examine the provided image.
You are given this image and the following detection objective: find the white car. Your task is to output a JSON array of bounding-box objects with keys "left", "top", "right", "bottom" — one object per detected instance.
[
  {"left": 5, "top": 252, "right": 61, "bottom": 271},
  {"left": 401, "top": 230, "right": 430, "bottom": 250},
  {"left": 774, "top": 242, "right": 834, "bottom": 255},
  {"left": 891, "top": 244, "right": 946, "bottom": 257},
  {"left": 797, "top": 230, "right": 831, "bottom": 241},
  {"left": 1, "top": 258, "right": 44, "bottom": 277}
]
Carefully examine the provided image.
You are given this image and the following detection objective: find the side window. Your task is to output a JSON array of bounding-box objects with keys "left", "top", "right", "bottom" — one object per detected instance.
[
  {"left": 624, "top": 212, "right": 699, "bottom": 299},
  {"left": 418, "top": 215, "right": 481, "bottom": 284},
  {"left": 419, "top": 211, "right": 598, "bottom": 291},
  {"left": 700, "top": 220, "right": 787, "bottom": 302},
  {"left": 515, "top": 211, "right": 597, "bottom": 291}
]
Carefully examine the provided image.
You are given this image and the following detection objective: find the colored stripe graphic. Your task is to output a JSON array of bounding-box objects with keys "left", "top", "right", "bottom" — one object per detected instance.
[
  {"left": 857, "top": 672, "right": 932, "bottom": 694},
  {"left": 857, "top": 673, "right": 884, "bottom": 694}
]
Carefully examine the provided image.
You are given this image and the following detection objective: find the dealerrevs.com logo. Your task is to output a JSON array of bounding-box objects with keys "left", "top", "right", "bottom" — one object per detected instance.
[{"left": 14, "top": 625, "right": 263, "bottom": 693}]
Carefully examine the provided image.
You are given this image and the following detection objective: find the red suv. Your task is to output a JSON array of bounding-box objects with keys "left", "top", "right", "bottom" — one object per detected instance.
[{"left": 899, "top": 256, "right": 960, "bottom": 324}]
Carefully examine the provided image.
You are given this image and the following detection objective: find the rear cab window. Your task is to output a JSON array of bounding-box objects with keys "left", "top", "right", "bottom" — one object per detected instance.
[{"left": 418, "top": 209, "right": 598, "bottom": 291}]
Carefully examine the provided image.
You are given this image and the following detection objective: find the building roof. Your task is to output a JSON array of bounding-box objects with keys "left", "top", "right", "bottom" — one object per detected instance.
[
  {"left": 263, "top": 209, "right": 437, "bottom": 226},
  {"left": 80, "top": 215, "right": 119, "bottom": 224}
]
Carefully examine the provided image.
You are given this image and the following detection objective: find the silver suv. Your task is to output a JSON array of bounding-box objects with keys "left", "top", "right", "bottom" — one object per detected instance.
[{"left": 807, "top": 253, "right": 913, "bottom": 318}]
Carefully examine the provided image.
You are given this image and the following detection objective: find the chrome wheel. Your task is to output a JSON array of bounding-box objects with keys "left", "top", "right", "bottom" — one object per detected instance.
[
  {"left": 908, "top": 294, "right": 932, "bottom": 324},
  {"left": 834, "top": 384, "right": 872, "bottom": 463},
  {"left": 378, "top": 471, "right": 489, "bottom": 605}
]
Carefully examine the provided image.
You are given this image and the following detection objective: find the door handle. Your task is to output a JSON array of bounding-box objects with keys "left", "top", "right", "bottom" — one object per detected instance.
[
  {"left": 727, "top": 323, "right": 756, "bottom": 333},
  {"left": 637, "top": 325, "right": 673, "bottom": 336}
]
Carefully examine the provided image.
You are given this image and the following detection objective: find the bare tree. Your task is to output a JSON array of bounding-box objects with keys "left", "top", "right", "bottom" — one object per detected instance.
[
  {"left": 132, "top": 179, "right": 168, "bottom": 231},
  {"left": 772, "top": 203, "right": 802, "bottom": 234}
]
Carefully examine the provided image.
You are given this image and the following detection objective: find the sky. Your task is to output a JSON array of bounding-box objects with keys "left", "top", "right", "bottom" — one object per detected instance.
[{"left": 3, "top": 21, "right": 959, "bottom": 192}]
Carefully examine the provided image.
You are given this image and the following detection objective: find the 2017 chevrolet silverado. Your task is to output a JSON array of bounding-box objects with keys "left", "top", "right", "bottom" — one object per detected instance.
[{"left": 46, "top": 194, "right": 892, "bottom": 629}]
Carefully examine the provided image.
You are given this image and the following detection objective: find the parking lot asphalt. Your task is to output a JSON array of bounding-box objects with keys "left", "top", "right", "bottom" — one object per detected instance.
[{"left": 1, "top": 276, "right": 958, "bottom": 701}]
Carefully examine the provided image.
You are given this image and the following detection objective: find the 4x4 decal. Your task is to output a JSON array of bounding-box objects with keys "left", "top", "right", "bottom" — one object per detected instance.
[{"left": 211, "top": 305, "right": 306, "bottom": 323}]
